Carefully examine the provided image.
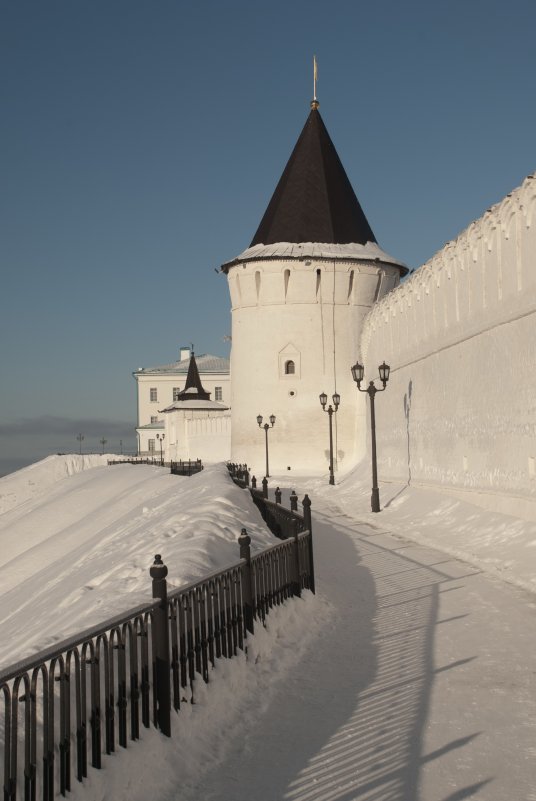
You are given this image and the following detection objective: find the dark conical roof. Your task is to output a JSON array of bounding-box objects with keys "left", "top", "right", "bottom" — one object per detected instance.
[
  {"left": 176, "top": 352, "right": 211, "bottom": 401},
  {"left": 250, "top": 105, "right": 376, "bottom": 247}
]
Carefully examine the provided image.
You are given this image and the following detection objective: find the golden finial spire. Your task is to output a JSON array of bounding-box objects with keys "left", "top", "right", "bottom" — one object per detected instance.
[{"left": 311, "top": 55, "right": 319, "bottom": 110}]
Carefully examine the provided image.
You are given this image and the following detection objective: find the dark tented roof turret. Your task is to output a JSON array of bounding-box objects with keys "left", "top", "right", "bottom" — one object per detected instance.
[
  {"left": 250, "top": 104, "right": 376, "bottom": 248},
  {"left": 176, "top": 352, "right": 211, "bottom": 401}
]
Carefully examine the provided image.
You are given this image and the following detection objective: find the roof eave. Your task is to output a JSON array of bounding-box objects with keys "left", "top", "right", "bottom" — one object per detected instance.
[{"left": 221, "top": 244, "right": 409, "bottom": 275}]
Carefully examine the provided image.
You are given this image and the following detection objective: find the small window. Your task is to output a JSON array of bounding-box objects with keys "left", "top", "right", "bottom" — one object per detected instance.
[
  {"left": 150, "top": 388, "right": 158, "bottom": 402},
  {"left": 173, "top": 387, "right": 181, "bottom": 401},
  {"left": 148, "top": 439, "right": 155, "bottom": 452},
  {"left": 150, "top": 416, "right": 158, "bottom": 424},
  {"left": 285, "top": 360, "right": 295, "bottom": 375},
  {"left": 215, "top": 386, "right": 223, "bottom": 401}
]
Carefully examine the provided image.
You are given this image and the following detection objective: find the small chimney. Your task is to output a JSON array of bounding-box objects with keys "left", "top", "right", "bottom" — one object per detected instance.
[{"left": 179, "top": 345, "right": 190, "bottom": 362}]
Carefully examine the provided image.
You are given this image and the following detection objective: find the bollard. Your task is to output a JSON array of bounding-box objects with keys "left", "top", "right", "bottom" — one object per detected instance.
[
  {"left": 262, "top": 477, "right": 268, "bottom": 499},
  {"left": 238, "top": 528, "right": 255, "bottom": 634},
  {"left": 302, "top": 495, "right": 315, "bottom": 594},
  {"left": 150, "top": 555, "right": 171, "bottom": 736},
  {"left": 289, "top": 489, "right": 298, "bottom": 512},
  {"left": 275, "top": 487, "right": 281, "bottom": 504}
]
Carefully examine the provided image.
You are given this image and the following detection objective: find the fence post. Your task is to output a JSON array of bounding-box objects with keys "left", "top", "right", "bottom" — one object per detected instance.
[
  {"left": 150, "top": 555, "right": 171, "bottom": 737},
  {"left": 292, "top": 518, "right": 302, "bottom": 598},
  {"left": 274, "top": 487, "right": 281, "bottom": 504},
  {"left": 262, "top": 477, "right": 268, "bottom": 499},
  {"left": 290, "top": 490, "right": 298, "bottom": 512},
  {"left": 238, "top": 528, "right": 255, "bottom": 635},
  {"left": 251, "top": 475, "right": 257, "bottom": 489},
  {"left": 302, "top": 494, "right": 312, "bottom": 532},
  {"left": 302, "top": 495, "right": 315, "bottom": 594}
]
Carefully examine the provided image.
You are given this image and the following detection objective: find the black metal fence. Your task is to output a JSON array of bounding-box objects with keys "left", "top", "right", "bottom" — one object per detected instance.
[
  {"left": 107, "top": 457, "right": 163, "bottom": 466},
  {"left": 227, "top": 463, "right": 315, "bottom": 593},
  {"left": 0, "top": 493, "right": 314, "bottom": 800},
  {"left": 169, "top": 460, "right": 203, "bottom": 476},
  {"left": 107, "top": 458, "right": 203, "bottom": 476}
]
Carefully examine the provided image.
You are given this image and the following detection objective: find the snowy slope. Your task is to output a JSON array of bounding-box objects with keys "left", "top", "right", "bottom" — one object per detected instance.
[{"left": 0, "top": 457, "right": 277, "bottom": 668}]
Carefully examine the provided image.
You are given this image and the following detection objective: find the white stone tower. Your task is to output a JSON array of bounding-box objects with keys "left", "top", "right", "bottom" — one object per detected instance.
[{"left": 221, "top": 99, "right": 407, "bottom": 475}]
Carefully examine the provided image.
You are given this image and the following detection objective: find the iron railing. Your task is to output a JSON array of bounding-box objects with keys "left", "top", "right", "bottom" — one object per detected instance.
[
  {"left": 169, "top": 460, "right": 203, "bottom": 476},
  {"left": 227, "top": 463, "right": 315, "bottom": 593},
  {"left": 107, "top": 458, "right": 163, "bottom": 466},
  {"left": 0, "top": 599, "right": 159, "bottom": 801},
  {"left": 108, "top": 458, "right": 203, "bottom": 475},
  {"left": 0, "top": 499, "right": 314, "bottom": 800},
  {"left": 226, "top": 463, "right": 250, "bottom": 488}
]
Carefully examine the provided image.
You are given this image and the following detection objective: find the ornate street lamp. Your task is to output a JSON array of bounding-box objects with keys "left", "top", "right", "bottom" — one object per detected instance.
[
  {"left": 156, "top": 433, "right": 165, "bottom": 465},
  {"left": 319, "top": 392, "right": 340, "bottom": 485},
  {"left": 257, "top": 414, "right": 276, "bottom": 477},
  {"left": 351, "top": 360, "right": 390, "bottom": 512}
]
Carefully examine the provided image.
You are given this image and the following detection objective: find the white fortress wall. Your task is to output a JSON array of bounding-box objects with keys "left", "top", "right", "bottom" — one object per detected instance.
[
  {"left": 186, "top": 415, "right": 231, "bottom": 463},
  {"left": 361, "top": 174, "right": 536, "bottom": 515},
  {"left": 165, "top": 411, "right": 231, "bottom": 462}
]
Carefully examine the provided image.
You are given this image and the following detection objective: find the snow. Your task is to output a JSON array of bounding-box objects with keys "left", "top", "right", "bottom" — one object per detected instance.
[
  {"left": 320, "top": 461, "right": 536, "bottom": 597},
  {"left": 1, "top": 455, "right": 536, "bottom": 799},
  {"left": 0, "top": 453, "right": 112, "bottom": 515},
  {"left": 222, "top": 241, "right": 407, "bottom": 271},
  {"left": 0, "top": 456, "right": 277, "bottom": 668}
]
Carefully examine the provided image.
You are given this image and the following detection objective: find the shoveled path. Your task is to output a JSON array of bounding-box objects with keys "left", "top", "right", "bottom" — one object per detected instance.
[{"left": 179, "top": 491, "right": 536, "bottom": 801}]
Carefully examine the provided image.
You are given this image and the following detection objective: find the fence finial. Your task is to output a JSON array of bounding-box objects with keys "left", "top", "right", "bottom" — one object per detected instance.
[
  {"left": 290, "top": 490, "right": 298, "bottom": 512},
  {"left": 150, "top": 554, "right": 168, "bottom": 581}
]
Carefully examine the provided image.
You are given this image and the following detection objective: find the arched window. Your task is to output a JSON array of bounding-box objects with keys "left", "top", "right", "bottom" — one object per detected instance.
[{"left": 285, "top": 360, "right": 295, "bottom": 375}]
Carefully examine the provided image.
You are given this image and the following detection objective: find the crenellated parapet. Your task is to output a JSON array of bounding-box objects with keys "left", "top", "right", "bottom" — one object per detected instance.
[{"left": 362, "top": 172, "right": 536, "bottom": 366}]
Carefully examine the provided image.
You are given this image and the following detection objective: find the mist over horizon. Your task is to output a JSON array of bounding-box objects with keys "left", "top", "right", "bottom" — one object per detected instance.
[{"left": 0, "top": 415, "right": 137, "bottom": 478}]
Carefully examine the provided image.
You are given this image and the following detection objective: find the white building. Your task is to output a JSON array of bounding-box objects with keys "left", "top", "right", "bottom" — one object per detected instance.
[
  {"left": 159, "top": 351, "right": 231, "bottom": 463},
  {"left": 133, "top": 346, "right": 230, "bottom": 455},
  {"left": 221, "top": 99, "right": 407, "bottom": 474}
]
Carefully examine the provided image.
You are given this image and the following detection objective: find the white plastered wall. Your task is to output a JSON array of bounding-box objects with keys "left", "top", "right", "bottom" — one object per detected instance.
[
  {"left": 361, "top": 174, "right": 536, "bottom": 517},
  {"left": 227, "top": 258, "right": 400, "bottom": 475},
  {"left": 164, "top": 411, "right": 231, "bottom": 463}
]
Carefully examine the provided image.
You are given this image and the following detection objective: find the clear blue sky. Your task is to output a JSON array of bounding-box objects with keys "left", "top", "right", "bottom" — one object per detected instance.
[{"left": 1, "top": 0, "right": 535, "bottom": 474}]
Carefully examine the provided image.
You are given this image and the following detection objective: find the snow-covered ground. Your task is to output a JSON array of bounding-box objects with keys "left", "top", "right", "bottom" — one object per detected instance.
[
  {"left": 0, "top": 456, "right": 277, "bottom": 668},
  {"left": 313, "top": 461, "right": 536, "bottom": 597},
  {"left": 1, "top": 455, "right": 535, "bottom": 800}
]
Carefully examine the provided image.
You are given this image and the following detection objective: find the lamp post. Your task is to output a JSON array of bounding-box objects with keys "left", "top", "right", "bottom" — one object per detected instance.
[
  {"left": 319, "top": 392, "right": 340, "bottom": 485},
  {"left": 76, "top": 433, "right": 84, "bottom": 455},
  {"left": 351, "top": 360, "right": 390, "bottom": 512},
  {"left": 100, "top": 437, "right": 107, "bottom": 455},
  {"left": 257, "top": 414, "right": 275, "bottom": 477},
  {"left": 156, "top": 433, "right": 165, "bottom": 465}
]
